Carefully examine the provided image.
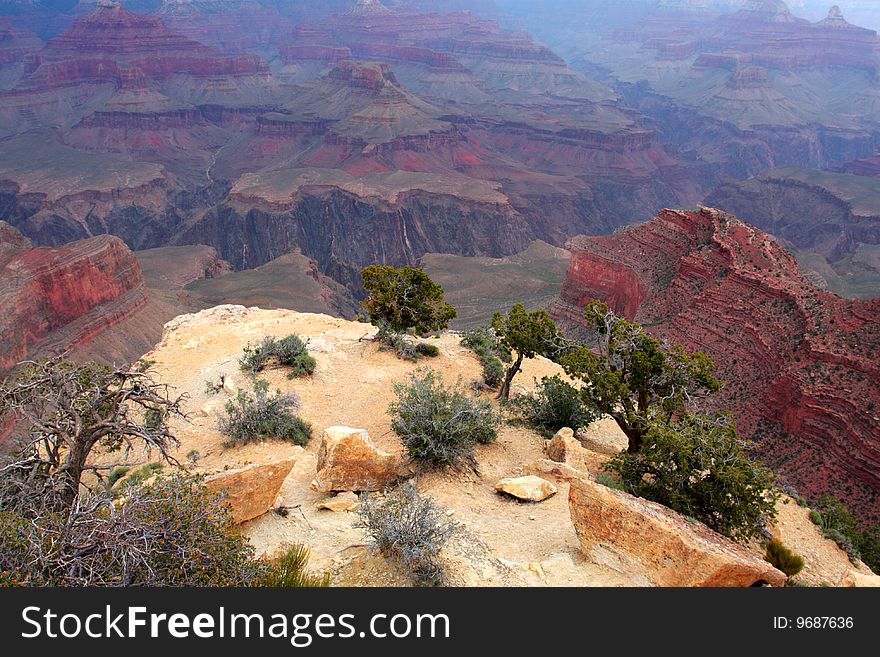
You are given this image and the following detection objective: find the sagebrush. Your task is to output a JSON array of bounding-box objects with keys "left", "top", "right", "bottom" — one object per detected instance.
[
  {"left": 239, "top": 334, "right": 316, "bottom": 376},
  {"left": 510, "top": 374, "right": 596, "bottom": 435},
  {"left": 219, "top": 379, "right": 312, "bottom": 446},
  {"left": 357, "top": 483, "right": 458, "bottom": 586},
  {"left": 388, "top": 370, "right": 500, "bottom": 470}
]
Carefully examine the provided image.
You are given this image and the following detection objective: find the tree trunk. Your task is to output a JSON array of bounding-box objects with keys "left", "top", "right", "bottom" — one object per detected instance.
[
  {"left": 498, "top": 353, "right": 524, "bottom": 401},
  {"left": 58, "top": 437, "right": 93, "bottom": 507}
]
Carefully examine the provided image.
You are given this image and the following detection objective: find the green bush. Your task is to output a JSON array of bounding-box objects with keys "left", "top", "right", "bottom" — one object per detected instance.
[
  {"left": 255, "top": 544, "right": 330, "bottom": 587},
  {"left": 481, "top": 358, "right": 505, "bottom": 389},
  {"left": 604, "top": 414, "right": 778, "bottom": 542},
  {"left": 810, "top": 495, "right": 863, "bottom": 564},
  {"left": 389, "top": 370, "right": 500, "bottom": 470},
  {"left": 460, "top": 327, "right": 511, "bottom": 389},
  {"left": 239, "top": 335, "right": 316, "bottom": 376},
  {"left": 219, "top": 380, "right": 312, "bottom": 446},
  {"left": 357, "top": 483, "right": 458, "bottom": 586},
  {"left": 765, "top": 538, "right": 805, "bottom": 577},
  {"left": 510, "top": 375, "right": 597, "bottom": 435}
]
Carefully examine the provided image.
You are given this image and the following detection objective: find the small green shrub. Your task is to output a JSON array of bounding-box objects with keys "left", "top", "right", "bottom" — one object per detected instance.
[
  {"left": 357, "top": 483, "right": 458, "bottom": 586},
  {"left": 810, "top": 495, "right": 863, "bottom": 564},
  {"left": 239, "top": 335, "right": 316, "bottom": 376},
  {"left": 481, "top": 358, "right": 504, "bottom": 389},
  {"left": 379, "top": 331, "right": 439, "bottom": 362},
  {"left": 120, "top": 463, "right": 163, "bottom": 491},
  {"left": 415, "top": 342, "right": 439, "bottom": 358},
  {"left": 389, "top": 370, "right": 500, "bottom": 470},
  {"left": 510, "top": 375, "right": 597, "bottom": 435},
  {"left": 809, "top": 509, "right": 823, "bottom": 525},
  {"left": 765, "top": 538, "right": 805, "bottom": 577},
  {"left": 460, "top": 327, "right": 511, "bottom": 389},
  {"left": 255, "top": 544, "right": 330, "bottom": 587},
  {"left": 219, "top": 380, "right": 312, "bottom": 446},
  {"left": 595, "top": 473, "right": 626, "bottom": 492},
  {"left": 107, "top": 466, "right": 130, "bottom": 488}
]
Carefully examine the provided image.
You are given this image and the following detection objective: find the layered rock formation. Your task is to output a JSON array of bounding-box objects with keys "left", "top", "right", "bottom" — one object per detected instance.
[
  {"left": 0, "top": 221, "right": 147, "bottom": 372},
  {"left": 554, "top": 208, "right": 880, "bottom": 525}
]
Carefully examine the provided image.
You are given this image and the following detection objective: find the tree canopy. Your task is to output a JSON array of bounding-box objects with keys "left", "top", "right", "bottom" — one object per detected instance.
[
  {"left": 560, "top": 300, "right": 720, "bottom": 452},
  {"left": 360, "top": 265, "right": 456, "bottom": 336},
  {"left": 490, "top": 304, "right": 561, "bottom": 400}
]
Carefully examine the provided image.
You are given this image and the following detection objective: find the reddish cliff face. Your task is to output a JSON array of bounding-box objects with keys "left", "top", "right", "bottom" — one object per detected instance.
[
  {"left": 0, "top": 222, "right": 147, "bottom": 373},
  {"left": 554, "top": 208, "right": 880, "bottom": 525}
]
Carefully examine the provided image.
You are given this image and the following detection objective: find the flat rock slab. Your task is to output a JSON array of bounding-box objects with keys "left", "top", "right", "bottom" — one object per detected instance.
[
  {"left": 312, "top": 426, "right": 406, "bottom": 493},
  {"left": 495, "top": 475, "right": 558, "bottom": 502},
  {"left": 316, "top": 491, "right": 361, "bottom": 512},
  {"left": 568, "top": 476, "right": 787, "bottom": 587},
  {"left": 205, "top": 457, "right": 296, "bottom": 524}
]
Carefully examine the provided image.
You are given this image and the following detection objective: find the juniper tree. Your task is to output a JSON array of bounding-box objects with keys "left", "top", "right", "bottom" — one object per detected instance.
[
  {"left": 490, "top": 304, "right": 561, "bottom": 400},
  {"left": 560, "top": 300, "right": 720, "bottom": 453},
  {"left": 0, "top": 358, "right": 185, "bottom": 509}
]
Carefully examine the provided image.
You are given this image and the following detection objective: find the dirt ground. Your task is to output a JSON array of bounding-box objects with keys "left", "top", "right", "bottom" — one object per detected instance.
[{"left": 110, "top": 305, "right": 877, "bottom": 587}]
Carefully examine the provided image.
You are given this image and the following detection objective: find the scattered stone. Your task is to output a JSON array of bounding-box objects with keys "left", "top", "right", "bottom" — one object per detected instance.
[
  {"left": 312, "top": 426, "right": 407, "bottom": 493},
  {"left": 316, "top": 491, "right": 361, "bottom": 512},
  {"left": 568, "top": 477, "right": 787, "bottom": 587},
  {"left": 495, "top": 475, "right": 557, "bottom": 502},
  {"left": 524, "top": 458, "right": 589, "bottom": 483},
  {"left": 204, "top": 457, "right": 296, "bottom": 524},
  {"left": 545, "top": 428, "right": 609, "bottom": 474}
]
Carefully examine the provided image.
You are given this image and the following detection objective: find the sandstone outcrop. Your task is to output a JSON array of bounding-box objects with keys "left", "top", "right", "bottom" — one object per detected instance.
[
  {"left": 204, "top": 457, "right": 296, "bottom": 524},
  {"left": 554, "top": 207, "right": 880, "bottom": 525},
  {"left": 568, "top": 476, "right": 787, "bottom": 587},
  {"left": 316, "top": 491, "right": 361, "bottom": 513},
  {"left": 312, "top": 426, "right": 406, "bottom": 493},
  {"left": 0, "top": 222, "right": 147, "bottom": 373},
  {"left": 495, "top": 476, "right": 558, "bottom": 502}
]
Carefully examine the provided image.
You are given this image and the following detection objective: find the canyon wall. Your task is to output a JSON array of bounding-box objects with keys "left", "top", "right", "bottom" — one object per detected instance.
[{"left": 554, "top": 208, "right": 880, "bottom": 525}]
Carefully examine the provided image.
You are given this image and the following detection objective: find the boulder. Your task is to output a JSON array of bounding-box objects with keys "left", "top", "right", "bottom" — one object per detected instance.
[
  {"left": 545, "top": 428, "right": 609, "bottom": 475},
  {"left": 524, "top": 458, "right": 588, "bottom": 484},
  {"left": 312, "top": 426, "right": 405, "bottom": 493},
  {"left": 316, "top": 491, "right": 361, "bottom": 512},
  {"left": 568, "top": 477, "right": 787, "bottom": 587},
  {"left": 204, "top": 457, "right": 296, "bottom": 524},
  {"left": 495, "top": 476, "right": 557, "bottom": 502}
]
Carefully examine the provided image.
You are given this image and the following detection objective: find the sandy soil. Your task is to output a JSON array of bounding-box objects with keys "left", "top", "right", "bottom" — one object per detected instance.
[{"left": 106, "top": 305, "right": 877, "bottom": 587}]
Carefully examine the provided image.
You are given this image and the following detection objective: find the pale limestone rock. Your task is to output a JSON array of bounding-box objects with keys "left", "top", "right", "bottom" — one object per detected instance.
[
  {"left": 316, "top": 491, "right": 361, "bottom": 512},
  {"left": 495, "top": 475, "right": 558, "bottom": 502},
  {"left": 568, "top": 477, "right": 787, "bottom": 587},
  {"left": 312, "top": 426, "right": 405, "bottom": 493},
  {"left": 204, "top": 457, "right": 296, "bottom": 524}
]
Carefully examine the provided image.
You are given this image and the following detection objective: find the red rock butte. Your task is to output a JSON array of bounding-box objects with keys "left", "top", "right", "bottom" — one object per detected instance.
[
  {"left": 0, "top": 222, "right": 147, "bottom": 374},
  {"left": 553, "top": 208, "right": 880, "bottom": 525}
]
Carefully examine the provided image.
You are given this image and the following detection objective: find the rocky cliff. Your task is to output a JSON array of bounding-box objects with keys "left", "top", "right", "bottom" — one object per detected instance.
[
  {"left": 553, "top": 208, "right": 880, "bottom": 525},
  {"left": 0, "top": 221, "right": 147, "bottom": 372}
]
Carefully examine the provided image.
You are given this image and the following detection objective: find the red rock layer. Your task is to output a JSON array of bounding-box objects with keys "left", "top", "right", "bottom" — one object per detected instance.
[
  {"left": 0, "top": 222, "right": 147, "bottom": 373},
  {"left": 19, "top": 3, "right": 267, "bottom": 91},
  {"left": 554, "top": 208, "right": 880, "bottom": 525}
]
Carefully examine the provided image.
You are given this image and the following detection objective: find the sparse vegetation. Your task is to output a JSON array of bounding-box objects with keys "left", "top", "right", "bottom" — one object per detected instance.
[
  {"left": 388, "top": 370, "right": 500, "bottom": 470},
  {"left": 807, "top": 494, "right": 879, "bottom": 568},
  {"left": 0, "top": 473, "right": 264, "bottom": 586},
  {"left": 239, "top": 334, "right": 316, "bottom": 376},
  {"left": 357, "top": 483, "right": 458, "bottom": 587},
  {"left": 379, "top": 331, "right": 441, "bottom": 362},
  {"left": 510, "top": 374, "right": 597, "bottom": 435},
  {"left": 603, "top": 414, "right": 778, "bottom": 542},
  {"left": 255, "top": 544, "right": 330, "bottom": 588},
  {"left": 219, "top": 379, "right": 312, "bottom": 446},
  {"left": 765, "top": 538, "right": 805, "bottom": 578},
  {"left": 460, "top": 327, "right": 511, "bottom": 389}
]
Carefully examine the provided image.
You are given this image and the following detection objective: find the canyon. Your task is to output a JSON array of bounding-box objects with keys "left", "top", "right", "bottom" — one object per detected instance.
[{"left": 553, "top": 207, "right": 880, "bottom": 525}]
